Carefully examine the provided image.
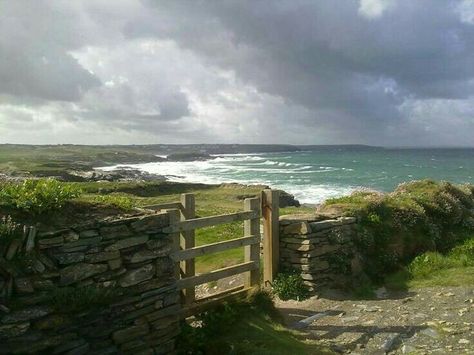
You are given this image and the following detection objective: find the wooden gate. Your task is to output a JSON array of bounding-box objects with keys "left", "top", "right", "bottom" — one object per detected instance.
[{"left": 145, "top": 192, "right": 276, "bottom": 318}]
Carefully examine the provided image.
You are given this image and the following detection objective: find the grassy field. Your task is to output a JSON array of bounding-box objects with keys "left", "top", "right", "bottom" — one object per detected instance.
[{"left": 0, "top": 144, "right": 169, "bottom": 176}]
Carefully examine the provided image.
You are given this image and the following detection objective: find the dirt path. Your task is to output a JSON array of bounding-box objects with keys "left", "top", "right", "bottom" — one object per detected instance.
[{"left": 276, "top": 286, "right": 474, "bottom": 354}]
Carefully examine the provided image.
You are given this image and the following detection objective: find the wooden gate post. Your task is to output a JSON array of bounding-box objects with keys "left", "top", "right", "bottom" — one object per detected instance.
[
  {"left": 166, "top": 209, "right": 181, "bottom": 282},
  {"left": 244, "top": 197, "right": 260, "bottom": 288},
  {"left": 180, "top": 193, "right": 195, "bottom": 304},
  {"left": 262, "top": 189, "right": 280, "bottom": 287}
]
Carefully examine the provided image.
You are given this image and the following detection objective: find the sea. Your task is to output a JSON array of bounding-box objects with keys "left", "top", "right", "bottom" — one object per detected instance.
[{"left": 102, "top": 148, "right": 474, "bottom": 204}]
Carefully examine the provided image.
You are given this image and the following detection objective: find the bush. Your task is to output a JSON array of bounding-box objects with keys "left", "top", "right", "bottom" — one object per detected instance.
[
  {"left": 0, "top": 179, "right": 81, "bottom": 215},
  {"left": 272, "top": 270, "right": 309, "bottom": 301},
  {"left": 323, "top": 180, "right": 474, "bottom": 282}
]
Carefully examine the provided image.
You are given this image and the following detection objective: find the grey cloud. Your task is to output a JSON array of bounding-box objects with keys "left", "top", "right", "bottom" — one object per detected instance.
[
  {"left": 128, "top": 0, "right": 474, "bottom": 140},
  {"left": 1, "top": 0, "right": 474, "bottom": 146}
]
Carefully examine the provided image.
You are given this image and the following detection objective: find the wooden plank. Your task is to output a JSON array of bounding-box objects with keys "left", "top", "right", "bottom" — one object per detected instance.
[
  {"left": 163, "top": 210, "right": 259, "bottom": 233},
  {"left": 171, "top": 235, "right": 259, "bottom": 262},
  {"left": 180, "top": 193, "right": 195, "bottom": 305},
  {"left": 195, "top": 285, "right": 244, "bottom": 303},
  {"left": 262, "top": 189, "right": 280, "bottom": 287},
  {"left": 244, "top": 197, "right": 261, "bottom": 288},
  {"left": 165, "top": 209, "right": 181, "bottom": 282},
  {"left": 144, "top": 202, "right": 183, "bottom": 211},
  {"left": 180, "top": 287, "right": 254, "bottom": 319},
  {"left": 176, "top": 261, "right": 258, "bottom": 290}
]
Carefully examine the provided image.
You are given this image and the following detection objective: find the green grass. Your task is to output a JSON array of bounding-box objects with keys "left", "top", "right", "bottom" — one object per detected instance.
[
  {"left": 0, "top": 144, "right": 164, "bottom": 176},
  {"left": 385, "top": 237, "right": 474, "bottom": 289}
]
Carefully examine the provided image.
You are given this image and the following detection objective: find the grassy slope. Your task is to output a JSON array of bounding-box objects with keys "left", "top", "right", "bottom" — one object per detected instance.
[{"left": 385, "top": 237, "right": 474, "bottom": 289}]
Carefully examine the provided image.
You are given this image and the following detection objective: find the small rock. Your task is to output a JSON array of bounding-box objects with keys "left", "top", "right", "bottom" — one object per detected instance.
[
  {"left": 14, "top": 277, "right": 34, "bottom": 294},
  {"left": 375, "top": 287, "right": 388, "bottom": 299},
  {"left": 420, "top": 328, "right": 439, "bottom": 339},
  {"left": 458, "top": 307, "right": 469, "bottom": 316},
  {"left": 401, "top": 344, "right": 416, "bottom": 354}
]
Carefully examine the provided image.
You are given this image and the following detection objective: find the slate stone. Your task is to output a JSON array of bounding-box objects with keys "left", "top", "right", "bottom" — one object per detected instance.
[
  {"left": 1, "top": 306, "right": 52, "bottom": 324},
  {"left": 84, "top": 250, "right": 120, "bottom": 263},
  {"left": 0, "top": 322, "right": 30, "bottom": 338},
  {"left": 54, "top": 252, "right": 85, "bottom": 265},
  {"left": 119, "top": 264, "right": 155, "bottom": 287},
  {"left": 60, "top": 263, "right": 108, "bottom": 285},
  {"left": 105, "top": 236, "right": 149, "bottom": 251}
]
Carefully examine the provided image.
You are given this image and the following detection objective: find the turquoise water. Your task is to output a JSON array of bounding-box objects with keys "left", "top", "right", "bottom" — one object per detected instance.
[{"left": 107, "top": 148, "right": 474, "bottom": 203}]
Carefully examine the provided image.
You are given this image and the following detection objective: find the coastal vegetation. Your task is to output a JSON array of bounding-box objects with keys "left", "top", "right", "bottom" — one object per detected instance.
[{"left": 322, "top": 179, "right": 474, "bottom": 290}]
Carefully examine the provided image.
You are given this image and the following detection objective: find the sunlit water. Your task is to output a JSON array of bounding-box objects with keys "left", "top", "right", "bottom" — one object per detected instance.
[{"left": 100, "top": 148, "right": 474, "bottom": 204}]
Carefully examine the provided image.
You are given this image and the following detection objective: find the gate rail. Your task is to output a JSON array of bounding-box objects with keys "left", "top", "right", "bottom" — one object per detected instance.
[{"left": 144, "top": 193, "right": 264, "bottom": 317}]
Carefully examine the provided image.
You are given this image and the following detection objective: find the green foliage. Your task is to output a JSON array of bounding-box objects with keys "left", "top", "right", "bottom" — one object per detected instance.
[
  {"left": 46, "top": 286, "right": 118, "bottom": 314},
  {"left": 0, "top": 179, "right": 81, "bottom": 215},
  {"left": 272, "top": 270, "right": 309, "bottom": 301},
  {"left": 323, "top": 180, "right": 474, "bottom": 282}
]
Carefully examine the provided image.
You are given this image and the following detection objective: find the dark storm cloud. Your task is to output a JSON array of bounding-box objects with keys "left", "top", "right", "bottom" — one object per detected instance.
[
  {"left": 1, "top": 0, "right": 474, "bottom": 145},
  {"left": 131, "top": 1, "right": 474, "bottom": 125}
]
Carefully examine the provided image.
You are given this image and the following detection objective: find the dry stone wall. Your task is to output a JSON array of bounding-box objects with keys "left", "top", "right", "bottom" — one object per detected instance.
[
  {"left": 0, "top": 212, "right": 179, "bottom": 354},
  {"left": 279, "top": 214, "right": 362, "bottom": 290}
]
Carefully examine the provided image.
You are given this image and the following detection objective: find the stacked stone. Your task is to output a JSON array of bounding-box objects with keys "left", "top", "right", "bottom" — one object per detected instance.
[
  {"left": 0, "top": 212, "right": 179, "bottom": 354},
  {"left": 279, "top": 214, "right": 358, "bottom": 290}
]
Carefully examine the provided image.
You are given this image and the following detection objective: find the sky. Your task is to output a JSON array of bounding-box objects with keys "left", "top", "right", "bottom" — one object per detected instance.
[{"left": 0, "top": 0, "right": 474, "bottom": 147}]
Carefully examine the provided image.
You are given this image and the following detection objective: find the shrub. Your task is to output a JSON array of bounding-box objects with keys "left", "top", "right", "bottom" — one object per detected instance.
[
  {"left": 0, "top": 179, "right": 81, "bottom": 215},
  {"left": 323, "top": 180, "right": 474, "bottom": 281},
  {"left": 272, "top": 270, "right": 309, "bottom": 301}
]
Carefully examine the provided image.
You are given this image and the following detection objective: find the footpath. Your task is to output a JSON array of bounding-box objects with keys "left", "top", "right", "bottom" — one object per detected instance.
[{"left": 277, "top": 286, "right": 474, "bottom": 354}]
